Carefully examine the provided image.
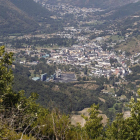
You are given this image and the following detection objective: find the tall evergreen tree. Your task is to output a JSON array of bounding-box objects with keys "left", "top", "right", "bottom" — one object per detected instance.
[{"left": 82, "top": 104, "right": 104, "bottom": 139}]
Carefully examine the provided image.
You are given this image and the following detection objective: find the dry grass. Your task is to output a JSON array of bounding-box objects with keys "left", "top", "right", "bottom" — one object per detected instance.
[
  {"left": 98, "top": 97, "right": 106, "bottom": 103},
  {"left": 71, "top": 115, "right": 86, "bottom": 127},
  {"left": 52, "top": 85, "right": 59, "bottom": 91},
  {"left": 74, "top": 83, "right": 99, "bottom": 90},
  {"left": 71, "top": 108, "right": 108, "bottom": 127},
  {"left": 123, "top": 111, "right": 131, "bottom": 119}
]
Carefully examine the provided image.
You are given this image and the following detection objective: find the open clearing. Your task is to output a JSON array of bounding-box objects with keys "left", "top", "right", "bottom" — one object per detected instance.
[
  {"left": 71, "top": 108, "right": 108, "bottom": 127},
  {"left": 74, "top": 83, "right": 99, "bottom": 90}
]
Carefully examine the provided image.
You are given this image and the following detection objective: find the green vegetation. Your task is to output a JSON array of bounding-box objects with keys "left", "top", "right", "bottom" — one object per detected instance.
[
  {"left": 12, "top": 60, "right": 124, "bottom": 120},
  {"left": 1, "top": 46, "right": 140, "bottom": 139},
  {"left": 10, "top": 37, "right": 77, "bottom": 48},
  {"left": 13, "top": 66, "right": 116, "bottom": 116},
  {"left": 110, "top": 35, "right": 124, "bottom": 42},
  {"left": 115, "top": 37, "right": 140, "bottom": 54},
  {"left": 126, "top": 65, "right": 140, "bottom": 90}
]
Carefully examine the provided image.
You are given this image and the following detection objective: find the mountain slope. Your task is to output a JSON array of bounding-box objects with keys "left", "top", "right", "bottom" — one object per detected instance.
[
  {"left": 103, "top": 1, "right": 140, "bottom": 20},
  {"left": 41, "top": 0, "right": 140, "bottom": 9},
  {"left": 0, "top": 0, "right": 39, "bottom": 35},
  {"left": 11, "top": 0, "right": 53, "bottom": 23}
]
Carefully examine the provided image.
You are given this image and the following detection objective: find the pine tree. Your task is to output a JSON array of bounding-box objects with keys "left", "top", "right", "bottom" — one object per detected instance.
[
  {"left": 0, "top": 46, "right": 13, "bottom": 104},
  {"left": 82, "top": 104, "right": 104, "bottom": 139}
]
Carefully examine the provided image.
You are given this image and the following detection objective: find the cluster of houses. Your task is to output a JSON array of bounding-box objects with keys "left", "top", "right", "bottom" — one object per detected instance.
[
  {"left": 38, "top": 1, "right": 102, "bottom": 16},
  {"left": 47, "top": 43, "right": 131, "bottom": 78},
  {"left": 5, "top": 38, "right": 134, "bottom": 79},
  {"left": 10, "top": 38, "right": 133, "bottom": 79}
]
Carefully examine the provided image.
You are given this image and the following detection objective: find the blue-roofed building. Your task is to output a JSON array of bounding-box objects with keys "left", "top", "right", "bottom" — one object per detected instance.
[
  {"left": 45, "top": 54, "right": 50, "bottom": 57},
  {"left": 41, "top": 73, "right": 47, "bottom": 81},
  {"left": 41, "top": 54, "right": 50, "bottom": 59},
  {"left": 32, "top": 77, "right": 40, "bottom": 81}
]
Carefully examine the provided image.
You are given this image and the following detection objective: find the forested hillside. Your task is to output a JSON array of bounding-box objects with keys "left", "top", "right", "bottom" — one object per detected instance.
[
  {"left": 0, "top": 0, "right": 64, "bottom": 35},
  {"left": 0, "top": 0, "right": 38, "bottom": 35},
  {"left": 12, "top": 63, "right": 116, "bottom": 119},
  {"left": 11, "top": 0, "right": 53, "bottom": 23}
]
